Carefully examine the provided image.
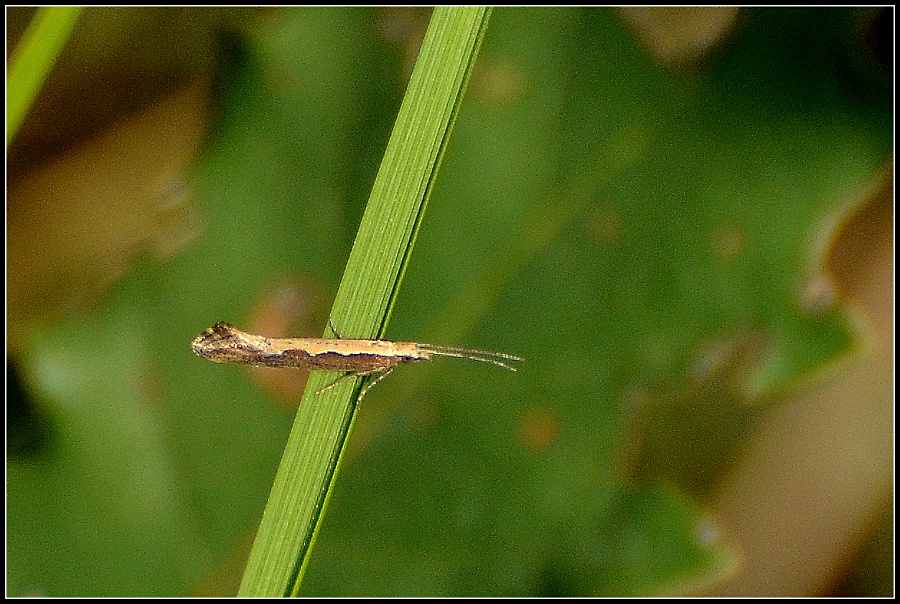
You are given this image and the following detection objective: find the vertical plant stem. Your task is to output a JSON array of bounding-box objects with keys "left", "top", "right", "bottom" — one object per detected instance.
[{"left": 237, "top": 7, "right": 492, "bottom": 597}]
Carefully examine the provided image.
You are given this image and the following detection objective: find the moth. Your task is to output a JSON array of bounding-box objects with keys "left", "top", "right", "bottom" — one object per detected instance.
[{"left": 191, "top": 322, "right": 521, "bottom": 402}]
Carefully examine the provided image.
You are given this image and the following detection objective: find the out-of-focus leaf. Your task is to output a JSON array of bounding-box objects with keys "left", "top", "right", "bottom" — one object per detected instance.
[{"left": 7, "top": 7, "right": 890, "bottom": 597}]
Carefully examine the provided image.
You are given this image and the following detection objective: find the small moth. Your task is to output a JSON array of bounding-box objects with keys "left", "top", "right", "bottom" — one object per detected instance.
[{"left": 191, "top": 322, "right": 521, "bottom": 402}]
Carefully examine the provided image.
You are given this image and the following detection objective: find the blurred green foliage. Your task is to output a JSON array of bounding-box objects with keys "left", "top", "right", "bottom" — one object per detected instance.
[
  {"left": 6, "top": 6, "right": 82, "bottom": 146},
  {"left": 7, "top": 7, "right": 891, "bottom": 596}
]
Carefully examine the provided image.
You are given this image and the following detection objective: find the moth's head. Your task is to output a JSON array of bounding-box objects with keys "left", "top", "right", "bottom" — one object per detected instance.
[{"left": 190, "top": 322, "right": 242, "bottom": 362}]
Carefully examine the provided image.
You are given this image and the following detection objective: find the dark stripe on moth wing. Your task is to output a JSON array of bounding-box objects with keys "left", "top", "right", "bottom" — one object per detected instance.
[
  {"left": 291, "top": 341, "right": 427, "bottom": 363},
  {"left": 263, "top": 349, "right": 423, "bottom": 372}
]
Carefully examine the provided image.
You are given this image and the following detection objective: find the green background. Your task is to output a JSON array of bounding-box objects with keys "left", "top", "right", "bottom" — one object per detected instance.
[{"left": 7, "top": 7, "right": 892, "bottom": 596}]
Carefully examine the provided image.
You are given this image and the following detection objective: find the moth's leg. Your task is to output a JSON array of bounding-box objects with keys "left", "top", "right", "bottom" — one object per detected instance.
[
  {"left": 355, "top": 367, "right": 394, "bottom": 403},
  {"left": 327, "top": 317, "right": 345, "bottom": 339},
  {"left": 315, "top": 371, "right": 357, "bottom": 395},
  {"left": 314, "top": 367, "right": 394, "bottom": 400}
]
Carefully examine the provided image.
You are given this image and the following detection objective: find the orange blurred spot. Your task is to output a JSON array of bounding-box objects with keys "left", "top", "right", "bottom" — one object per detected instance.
[
  {"left": 518, "top": 406, "right": 560, "bottom": 452},
  {"left": 244, "top": 276, "right": 326, "bottom": 405}
]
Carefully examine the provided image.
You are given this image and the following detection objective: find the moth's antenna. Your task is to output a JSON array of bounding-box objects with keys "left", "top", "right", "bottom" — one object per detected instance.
[{"left": 418, "top": 344, "right": 522, "bottom": 371}]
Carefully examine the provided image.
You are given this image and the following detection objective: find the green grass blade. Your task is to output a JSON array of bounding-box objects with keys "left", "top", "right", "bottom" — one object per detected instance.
[
  {"left": 237, "top": 7, "right": 492, "bottom": 597},
  {"left": 6, "top": 6, "right": 82, "bottom": 148}
]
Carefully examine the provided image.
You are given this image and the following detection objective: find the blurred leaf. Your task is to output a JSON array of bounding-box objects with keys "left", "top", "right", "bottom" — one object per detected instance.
[
  {"left": 301, "top": 7, "right": 889, "bottom": 595},
  {"left": 6, "top": 6, "right": 82, "bottom": 147},
  {"left": 6, "top": 7, "right": 891, "bottom": 597}
]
